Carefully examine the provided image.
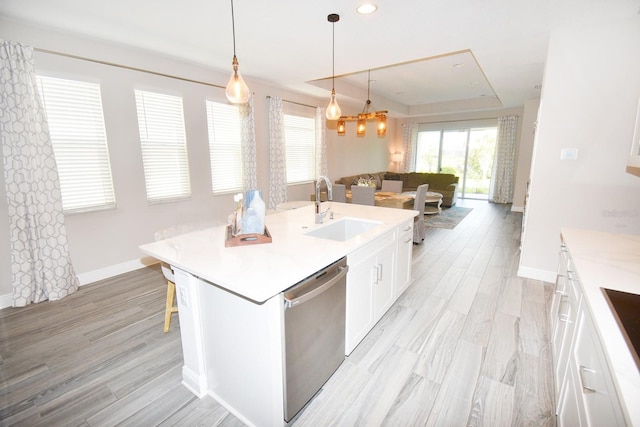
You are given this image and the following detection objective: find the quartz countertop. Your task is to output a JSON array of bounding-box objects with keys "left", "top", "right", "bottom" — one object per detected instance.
[
  {"left": 561, "top": 228, "right": 640, "bottom": 426},
  {"left": 140, "top": 202, "right": 417, "bottom": 303}
]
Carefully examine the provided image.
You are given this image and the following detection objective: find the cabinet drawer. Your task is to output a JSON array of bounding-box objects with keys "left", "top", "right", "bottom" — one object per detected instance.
[
  {"left": 348, "top": 228, "right": 396, "bottom": 267},
  {"left": 572, "top": 309, "right": 625, "bottom": 426}
]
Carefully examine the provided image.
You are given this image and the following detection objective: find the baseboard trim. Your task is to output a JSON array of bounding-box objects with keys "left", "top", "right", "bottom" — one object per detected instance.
[
  {"left": 0, "top": 257, "right": 159, "bottom": 310},
  {"left": 511, "top": 205, "right": 524, "bottom": 213},
  {"left": 517, "top": 265, "right": 556, "bottom": 283},
  {"left": 76, "top": 257, "right": 158, "bottom": 286}
]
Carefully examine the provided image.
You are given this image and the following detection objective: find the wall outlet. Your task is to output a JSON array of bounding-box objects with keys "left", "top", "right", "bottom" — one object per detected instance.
[{"left": 560, "top": 148, "right": 579, "bottom": 160}]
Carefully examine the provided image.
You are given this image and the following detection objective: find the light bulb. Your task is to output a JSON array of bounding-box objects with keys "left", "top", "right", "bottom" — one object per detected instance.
[
  {"left": 226, "top": 72, "right": 250, "bottom": 104},
  {"left": 225, "top": 56, "right": 250, "bottom": 104},
  {"left": 326, "top": 89, "right": 341, "bottom": 120}
]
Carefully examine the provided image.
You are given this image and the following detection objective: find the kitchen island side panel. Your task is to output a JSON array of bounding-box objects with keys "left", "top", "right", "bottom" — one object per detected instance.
[{"left": 198, "top": 277, "right": 285, "bottom": 427}]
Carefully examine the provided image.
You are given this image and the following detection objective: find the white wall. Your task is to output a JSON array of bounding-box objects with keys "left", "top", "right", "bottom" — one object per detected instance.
[
  {"left": 519, "top": 15, "right": 640, "bottom": 282},
  {"left": 0, "top": 21, "right": 399, "bottom": 306}
]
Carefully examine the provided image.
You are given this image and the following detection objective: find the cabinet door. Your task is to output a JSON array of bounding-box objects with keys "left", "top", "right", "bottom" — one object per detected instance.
[
  {"left": 557, "top": 358, "right": 584, "bottom": 427},
  {"left": 345, "top": 259, "right": 375, "bottom": 355},
  {"left": 373, "top": 242, "right": 396, "bottom": 320},
  {"left": 395, "top": 221, "right": 413, "bottom": 298},
  {"left": 554, "top": 275, "right": 580, "bottom": 400}
]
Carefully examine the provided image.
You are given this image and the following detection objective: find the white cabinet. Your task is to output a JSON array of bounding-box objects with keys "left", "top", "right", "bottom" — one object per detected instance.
[
  {"left": 553, "top": 239, "right": 625, "bottom": 426},
  {"left": 551, "top": 244, "right": 581, "bottom": 399},
  {"left": 345, "top": 228, "right": 397, "bottom": 355},
  {"left": 395, "top": 220, "right": 414, "bottom": 298}
]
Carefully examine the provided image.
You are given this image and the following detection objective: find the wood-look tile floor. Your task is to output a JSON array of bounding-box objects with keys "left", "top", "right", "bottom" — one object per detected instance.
[{"left": 0, "top": 200, "right": 555, "bottom": 426}]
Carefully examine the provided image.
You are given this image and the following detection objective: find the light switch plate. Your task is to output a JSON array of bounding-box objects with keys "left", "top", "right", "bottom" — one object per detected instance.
[{"left": 561, "top": 148, "right": 579, "bottom": 160}]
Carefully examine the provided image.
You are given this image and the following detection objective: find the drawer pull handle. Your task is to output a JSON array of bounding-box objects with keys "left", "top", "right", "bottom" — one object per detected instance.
[
  {"left": 558, "top": 295, "right": 570, "bottom": 322},
  {"left": 579, "top": 365, "right": 597, "bottom": 393},
  {"left": 403, "top": 237, "right": 413, "bottom": 244},
  {"left": 402, "top": 226, "right": 411, "bottom": 232}
]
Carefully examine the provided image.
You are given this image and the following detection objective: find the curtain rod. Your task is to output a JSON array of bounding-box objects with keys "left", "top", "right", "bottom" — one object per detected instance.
[
  {"left": 34, "top": 47, "right": 225, "bottom": 89},
  {"left": 416, "top": 116, "right": 519, "bottom": 125},
  {"left": 266, "top": 95, "right": 316, "bottom": 110}
]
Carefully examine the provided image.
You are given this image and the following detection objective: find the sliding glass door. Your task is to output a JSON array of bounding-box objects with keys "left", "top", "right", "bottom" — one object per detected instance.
[{"left": 415, "top": 125, "right": 497, "bottom": 199}]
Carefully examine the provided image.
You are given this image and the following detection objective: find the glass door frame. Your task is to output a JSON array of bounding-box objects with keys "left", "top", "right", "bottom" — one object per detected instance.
[{"left": 414, "top": 119, "right": 497, "bottom": 199}]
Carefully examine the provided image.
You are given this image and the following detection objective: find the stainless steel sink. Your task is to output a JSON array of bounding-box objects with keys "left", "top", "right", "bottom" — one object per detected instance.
[{"left": 305, "top": 217, "right": 381, "bottom": 242}]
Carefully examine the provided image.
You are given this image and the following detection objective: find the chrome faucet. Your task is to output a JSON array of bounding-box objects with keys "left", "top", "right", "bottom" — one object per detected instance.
[{"left": 315, "top": 176, "right": 333, "bottom": 224}]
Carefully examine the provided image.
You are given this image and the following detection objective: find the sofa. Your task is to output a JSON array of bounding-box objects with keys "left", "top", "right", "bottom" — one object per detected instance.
[{"left": 335, "top": 171, "right": 459, "bottom": 207}]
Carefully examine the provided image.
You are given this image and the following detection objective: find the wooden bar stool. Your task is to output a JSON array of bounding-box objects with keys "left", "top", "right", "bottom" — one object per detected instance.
[{"left": 161, "top": 262, "right": 178, "bottom": 332}]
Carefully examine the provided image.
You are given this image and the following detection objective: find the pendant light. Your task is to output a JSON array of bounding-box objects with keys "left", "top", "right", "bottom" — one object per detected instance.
[
  {"left": 225, "top": 0, "right": 250, "bottom": 104},
  {"left": 326, "top": 13, "right": 341, "bottom": 120}
]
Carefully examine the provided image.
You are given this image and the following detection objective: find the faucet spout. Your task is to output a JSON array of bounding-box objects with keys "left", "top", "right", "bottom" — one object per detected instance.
[{"left": 315, "top": 176, "right": 333, "bottom": 224}]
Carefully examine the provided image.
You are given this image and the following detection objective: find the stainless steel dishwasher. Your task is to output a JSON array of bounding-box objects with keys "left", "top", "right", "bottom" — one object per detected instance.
[{"left": 282, "top": 256, "right": 348, "bottom": 422}]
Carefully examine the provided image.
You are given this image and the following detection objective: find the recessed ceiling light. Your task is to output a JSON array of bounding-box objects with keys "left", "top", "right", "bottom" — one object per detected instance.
[{"left": 357, "top": 4, "right": 377, "bottom": 14}]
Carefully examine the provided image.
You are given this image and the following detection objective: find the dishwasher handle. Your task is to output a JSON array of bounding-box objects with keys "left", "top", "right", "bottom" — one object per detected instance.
[{"left": 284, "top": 265, "right": 348, "bottom": 309}]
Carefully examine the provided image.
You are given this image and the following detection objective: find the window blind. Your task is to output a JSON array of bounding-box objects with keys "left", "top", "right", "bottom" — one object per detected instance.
[
  {"left": 284, "top": 114, "right": 316, "bottom": 184},
  {"left": 206, "top": 101, "right": 243, "bottom": 193},
  {"left": 135, "top": 90, "right": 191, "bottom": 202},
  {"left": 36, "top": 75, "right": 116, "bottom": 213}
]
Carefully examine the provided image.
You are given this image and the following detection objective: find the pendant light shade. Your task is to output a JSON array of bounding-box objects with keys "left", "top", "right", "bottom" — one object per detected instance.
[
  {"left": 326, "top": 13, "right": 341, "bottom": 120},
  {"left": 337, "top": 118, "right": 346, "bottom": 135},
  {"left": 225, "top": 0, "right": 250, "bottom": 104},
  {"left": 377, "top": 114, "right": 387, "bottom": 136},
  {"left": 327, "top": 89, "right": 341, "bottom": 120}
]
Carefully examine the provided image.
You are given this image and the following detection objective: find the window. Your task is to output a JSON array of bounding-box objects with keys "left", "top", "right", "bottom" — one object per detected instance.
[
  {"left": 415, "top": 125, "right": 497, "bottom": 199},
  {"left": 284, "top": 114, "right": 316, "bottom": 184},
  {"left": 206, "top": 100, "right": 242, "bottom": 193},
  {"left": 135, "top": 90, "right": 190, "bottom": 202},
  {"left": 36, "top": 75, "right": 116, "bottom": 213}
]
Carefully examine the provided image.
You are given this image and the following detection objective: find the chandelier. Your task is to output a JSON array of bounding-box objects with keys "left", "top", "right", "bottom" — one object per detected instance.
[{"left": 337, "top": 70, "right": 387, "bottom": 137}]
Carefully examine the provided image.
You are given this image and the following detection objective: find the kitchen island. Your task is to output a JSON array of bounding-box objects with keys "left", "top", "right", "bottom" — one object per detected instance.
[{"left": 140, "top": 202, "right": 417, "bottom": 426}]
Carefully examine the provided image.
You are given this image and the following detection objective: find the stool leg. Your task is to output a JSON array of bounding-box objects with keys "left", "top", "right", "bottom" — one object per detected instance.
[{"left": 164, "top": 280, "right": 176, "bottom": 333}]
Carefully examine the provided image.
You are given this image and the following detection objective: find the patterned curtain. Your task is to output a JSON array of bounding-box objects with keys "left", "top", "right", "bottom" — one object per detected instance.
[
  {"left": 489, "top": 115, "right": 518, "bottom": 203},
  {"left": 0, "top": 40, "right": 79, "bottom": 306},
  {"left": 315, "top": 107, "right": 328, "bottom": 178},
  {"left": 268, "top": 96, "right": 287, "bottom": 210},
  {"left": 239, "top": 94, "right": 257, "bottom": 190},
  {"left": 402, "top": 123, "right": 418, "bottom": 173}
]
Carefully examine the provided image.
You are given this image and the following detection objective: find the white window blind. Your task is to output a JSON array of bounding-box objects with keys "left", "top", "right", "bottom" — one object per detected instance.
[
  {"left": 135, "top": 90, "right": 191, "bottom": 202},
  {"left": 206, "top": 101, "right": 243, "bottom": 193},
  {"left": 284, "top": 114, "right": 316, "bottom": 184},
  {"left": 36, "top": 75, "right": 116, "bottom": 213}
]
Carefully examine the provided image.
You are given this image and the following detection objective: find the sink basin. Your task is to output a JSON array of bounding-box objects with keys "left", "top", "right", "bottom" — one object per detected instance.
[{"left": 305, "top": 217, "right": 381, "bottom": 242}]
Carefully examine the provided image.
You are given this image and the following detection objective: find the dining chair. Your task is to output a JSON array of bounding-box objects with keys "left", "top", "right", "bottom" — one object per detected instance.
[
  {"left": 351, "top": 185, "right": 375, "bottom": 206},
  {"left": 381, "top": 179, "right": 403, "bottom": 193},
  {"left": 413, "top": 183, "right": 429, "bottom": 243},
  {"left": 332, "top": 184, "right": 346, "bottom": 202}
]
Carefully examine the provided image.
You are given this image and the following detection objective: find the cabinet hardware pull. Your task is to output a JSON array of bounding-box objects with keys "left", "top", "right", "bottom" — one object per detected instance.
[
  {"left": 578, "top": 365, "right": 597, "bottom": 393},
  {"left": 558, "top": 295, "right": 570, "bottom": 322},
  {"left": 377, "top": 264, "right": 383, "bottom": 281},
  {"left": 371, "top": 266, "right": 378, "bottom": 284},
  {"left": 403, "top": 237, "right": 412, "bottom": 244},
  {"left": 402, "top": 226, "right": 411, "bottom": 232}
]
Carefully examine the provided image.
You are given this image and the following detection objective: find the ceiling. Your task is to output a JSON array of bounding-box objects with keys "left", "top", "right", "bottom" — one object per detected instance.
[{"left": 0, "top": 0, "right": 637, "bottom": 117}]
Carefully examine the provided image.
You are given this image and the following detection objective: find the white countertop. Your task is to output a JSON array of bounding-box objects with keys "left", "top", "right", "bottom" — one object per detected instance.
[
  {"left": 561, "top": 228, "right": 640, "bottom": 426},
  {"left": 140, "top": 202, "right": 417, "bottom": 303}
]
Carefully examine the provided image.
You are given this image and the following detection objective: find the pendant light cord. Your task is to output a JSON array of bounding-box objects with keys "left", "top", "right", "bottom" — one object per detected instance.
[
  {"left": 332, "top": 20, "right": 335, "bottom": 89},
  {"left": 231, "top": 0, "right": 237, "bottom": 57}
]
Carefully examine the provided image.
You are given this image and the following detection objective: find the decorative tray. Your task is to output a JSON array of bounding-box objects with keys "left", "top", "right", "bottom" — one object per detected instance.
[{"left": 225, "top": 225, "right": 272, "bottom": 247}]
